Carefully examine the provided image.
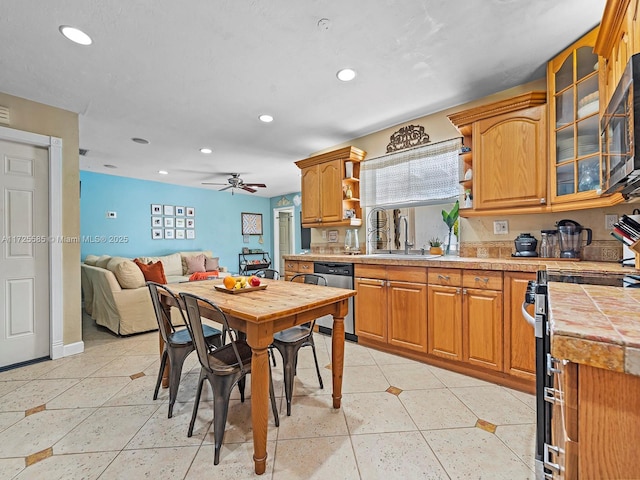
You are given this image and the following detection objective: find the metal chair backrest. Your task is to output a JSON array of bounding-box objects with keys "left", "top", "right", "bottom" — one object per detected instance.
[
  {"left": 255, "top": 269, "right": 280, "bottom": 280},
  {"left": 179, "top": 292, "right": 244, "bottom": 375},
  {"left": 290, "top": 273, "right": 327, "bottom": 286},
  {"left": 147, "top": 281, "right": 187, "bottom": 344}
]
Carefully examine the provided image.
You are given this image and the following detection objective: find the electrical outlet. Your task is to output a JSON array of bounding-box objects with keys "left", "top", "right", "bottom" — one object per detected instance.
[
  {"left": 106, "top": 211, "right": 117, "bottom": 218},
  {"left": 493, "top": 220, "right": 509, "bottom": 235},
  {"left": 605, "top": 214, "right": 618, "bottom": 230},
  {"left": 321, "top": 230, "right": 327, "bottom": 239}
]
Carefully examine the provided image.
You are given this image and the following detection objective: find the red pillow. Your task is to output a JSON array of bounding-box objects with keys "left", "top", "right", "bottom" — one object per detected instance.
[{"left": 134, "top": 259, "right": 167, "bottom": 284}]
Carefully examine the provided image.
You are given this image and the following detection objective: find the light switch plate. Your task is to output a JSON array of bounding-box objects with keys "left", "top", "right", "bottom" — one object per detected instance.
[{"left": 493, "top": 220, "right": 509, "bottom": 235}]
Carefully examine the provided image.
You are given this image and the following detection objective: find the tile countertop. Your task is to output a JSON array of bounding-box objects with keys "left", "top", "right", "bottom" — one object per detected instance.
[
  {"left": 549, "top": 282, "right": 640, "bottom": 377},
  {"left": 284, "top": 253, "right": 633, "bottom": 276}
]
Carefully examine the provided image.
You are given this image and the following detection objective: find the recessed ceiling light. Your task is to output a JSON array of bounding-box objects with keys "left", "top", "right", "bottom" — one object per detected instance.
[
  {"left": 131, "top": 137, "right": 150, "bottom": 144},
  {"left": 59, "top": 25, "right": 92, "bottom": 45},
  {"left": 258, "top": 114, "right": 274, "bottom": 123},
  {"left": 104, "top": 164, "right": 117, "bottom": 169},
  {"left": 158, "top": 170, "right": 168, "bottom": 175},
  {"left": 336, "top": 68, "right": 357, "bottom": 82},
  {"left": 200, "top": 147, "right": 213, "bottom": 154}
]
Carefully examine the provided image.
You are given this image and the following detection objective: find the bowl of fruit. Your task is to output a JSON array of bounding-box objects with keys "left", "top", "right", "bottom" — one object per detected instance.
[{"left": 215, "top": 275, "right": 266, "bottom": 294}]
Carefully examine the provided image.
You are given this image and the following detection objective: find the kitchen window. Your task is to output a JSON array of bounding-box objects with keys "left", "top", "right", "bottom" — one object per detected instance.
[{"left": 361, "top": 137, "right": 461, "bottom": 209}]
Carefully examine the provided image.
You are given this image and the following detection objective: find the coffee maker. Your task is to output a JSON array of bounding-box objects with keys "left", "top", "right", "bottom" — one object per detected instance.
[{"left": 556, "top": 219, "right": 592, "bottom": 258}]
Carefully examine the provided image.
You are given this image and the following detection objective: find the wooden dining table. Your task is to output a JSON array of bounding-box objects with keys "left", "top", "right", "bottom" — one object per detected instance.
[{"left": 157, "top": 278, "right": 355, "bottom": 475}]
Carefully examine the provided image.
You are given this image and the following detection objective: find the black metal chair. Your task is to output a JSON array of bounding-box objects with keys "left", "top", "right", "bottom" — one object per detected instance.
[
  {"left": 255, "top": 268, "right": 280, "bottom": 280},
  {"left": 271, "top": 273, "right": 326, "bottom": 416},
  {"left": 180, "top": 292, "right": 280, "bottom": 465},
  {"left": 147, "top": 282, "right": 223, "bottom": 418}
]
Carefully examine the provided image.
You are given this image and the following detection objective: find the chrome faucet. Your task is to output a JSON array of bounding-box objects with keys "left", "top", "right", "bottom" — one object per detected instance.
[{"left": 401, "top": 216, "right": 414, "bottom": 254}]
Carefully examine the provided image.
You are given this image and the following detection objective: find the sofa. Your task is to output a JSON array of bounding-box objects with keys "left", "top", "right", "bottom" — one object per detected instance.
[{"left": 81, "top": 250, "right": 227, "bottom": 335}]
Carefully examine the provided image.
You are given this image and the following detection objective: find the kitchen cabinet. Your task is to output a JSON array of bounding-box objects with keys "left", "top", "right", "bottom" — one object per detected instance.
[
  {"left": 428, "top": 269, "right": 503, "bottom": 371},
  {"left": 427, "top": 268, "right": 462, "bottom": 361},
  {"left": 462, "top": 271, "right": 503, "bottom": 371},
  {"left": 548, "top": 26, "right": 625, "bottom": 211},
  {"left": 295, "top": 146, "right": 366, "bottom": 227},
  {"left": 355, "top": 264, "right": 427, "bottom": 353},
  {"left": 283, "top": 259, "right": 313, "bottom": 281},
  {"left": 448, "top": 92, "right": 548, "bottom": 216},
  {"left": 595, "top": 0, "right": 640, "bottom": 108},
  {"left": 503, "top": 272, "right": 536, "bottom": 380}
]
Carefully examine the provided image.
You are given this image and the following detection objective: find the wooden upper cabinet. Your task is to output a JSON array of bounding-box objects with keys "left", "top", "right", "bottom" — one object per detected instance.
[
  {"left": 474, "top": 105, "right": 547, "bottom": 210},
  {"left": 548, "top": 26, "right": 624, "bottom": 211},
  {"left": 448, "top": 92, "right": 548, "bottom": 216},
  {"left": 296, "top": 146, "right": 366, "bottom": 227}
]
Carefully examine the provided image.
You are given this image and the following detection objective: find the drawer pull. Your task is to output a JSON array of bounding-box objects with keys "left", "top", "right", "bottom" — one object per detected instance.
[
  {"left": 437, "top": 274, "right": 450, "bottom": 281},
  {"left": 474, "top": 276, "right": 489, "bottom": 284}
]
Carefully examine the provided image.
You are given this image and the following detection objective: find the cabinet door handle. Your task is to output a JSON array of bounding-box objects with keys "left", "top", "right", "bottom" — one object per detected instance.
[
  {"left": 455, "top": 288, "right": 461, "bottom": 295},
  {"left": 540, "top": 197, "right": 546, "bottom": 204},
  {"left": 302, "top": 265, "right": 309, "bottom": 270},
  {"left": 462, "top": 288, "right": 467, "bottom": 295},
  {"left": 437, "top": 274, "right": 450, "bottom": 281},
  {"left": 474, "top": 276, "right": 489, "bottom": 284}
]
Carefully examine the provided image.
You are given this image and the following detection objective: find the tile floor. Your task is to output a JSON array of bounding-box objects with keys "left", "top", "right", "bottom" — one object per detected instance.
[{"left": 0, "top": 314, "right": 536, "bottom": 479}]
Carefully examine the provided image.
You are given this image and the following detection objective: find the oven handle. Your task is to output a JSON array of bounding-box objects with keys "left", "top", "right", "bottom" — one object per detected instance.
[{"left": 521, "top": 302, "right": 536, "bottom": 328}]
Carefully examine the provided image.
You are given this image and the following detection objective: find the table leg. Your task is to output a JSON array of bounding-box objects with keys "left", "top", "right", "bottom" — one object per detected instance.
[
  {"left": 248, "top": 337, "right": 270, "bottom": 475},
  {"left": 331, "top": 314, "right": 345, "bottom": 409}
]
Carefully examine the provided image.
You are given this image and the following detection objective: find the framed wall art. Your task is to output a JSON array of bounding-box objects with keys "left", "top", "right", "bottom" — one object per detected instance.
[
  {"left": 151, "top": 204, "right": 162, "bottom": 215},
  {"left": 163, "top": 205, "right": 174, "bottom": 216},
  {"left": 164, "top": 229, "right": 175, "bottom": 239},
  {"left": 175, "top": 229, "right": 185, "bottom": 239},
  {"left": 186, "top": 207, "right": 195, "bottom": 217},
  {"left": 152, "top": 216, "right": 162, "bottom": 227},
  {"left": 186, "top": 229, "right": 195, "bottom": 239},
  {"left": 241, "top": 212, "right": 263, "bottom": 235},
  {"left": 164, "top": 217, "right": 174, "bottom": 228},
  {"left": 152, "top": 229, "right": 163, "bottom": 239},
  {"left": 175, "top": 206, "right": 185, "bottom": 216},
  {"left": 175, "top": 218, "right": 185, "bottom": 228}
]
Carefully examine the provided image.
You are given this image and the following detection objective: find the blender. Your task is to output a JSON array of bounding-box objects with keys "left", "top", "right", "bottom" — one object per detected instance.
[{"left": 556, "top": 219, "right": 592, "bottom": 258}]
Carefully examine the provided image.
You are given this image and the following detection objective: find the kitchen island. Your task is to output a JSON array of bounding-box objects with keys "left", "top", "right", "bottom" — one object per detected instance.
[{"left": 546, "top": 282, "right": 640, "bottom": 479}]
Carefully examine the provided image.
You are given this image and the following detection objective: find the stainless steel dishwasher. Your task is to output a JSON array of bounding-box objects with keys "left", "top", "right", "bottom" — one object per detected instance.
[{"left": 313, "top": 262, "right": 357, "bottom": 342}]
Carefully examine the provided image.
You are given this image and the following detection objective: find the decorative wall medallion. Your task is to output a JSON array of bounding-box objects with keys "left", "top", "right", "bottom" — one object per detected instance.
[{"left": 386, "top": 124, "right": 430, "bottom": 152}]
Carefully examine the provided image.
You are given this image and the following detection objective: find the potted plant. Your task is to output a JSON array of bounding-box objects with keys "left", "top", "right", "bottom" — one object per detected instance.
[
  {"left": 429, "top": 237, "right": 443, "bottom": 255},
  {"left": 441, "top": 200, "right": 459, "bottom": 255}
]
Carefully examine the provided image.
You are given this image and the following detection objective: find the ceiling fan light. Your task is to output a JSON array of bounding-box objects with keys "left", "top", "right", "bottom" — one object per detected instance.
[
  {"left": 258, "top": 114, "right": 274, "bottom": 123},
  {"left": 199, "top": 147, "right": 212, "bottom": 154},
  {"left": 158, "top": 170, "right": 168, "bottom": 175},
  {"left": 336, "top": 68, "right": 356, "bottom": 82},
  {"left": 59, "top": 25, "right": 92, "bottom": 45}
]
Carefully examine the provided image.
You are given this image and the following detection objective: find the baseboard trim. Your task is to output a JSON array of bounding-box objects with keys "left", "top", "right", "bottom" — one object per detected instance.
[{"left": 62, "top": 341, "right": 85, "bottom": 357}]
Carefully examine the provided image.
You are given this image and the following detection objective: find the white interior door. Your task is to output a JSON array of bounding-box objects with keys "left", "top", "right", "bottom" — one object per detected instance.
[
  {"left": 0, "top": 139, "right": 50, "bottom": 368},
  {"left": 273, "top": 207, "right": 294, "bottom": 275}
]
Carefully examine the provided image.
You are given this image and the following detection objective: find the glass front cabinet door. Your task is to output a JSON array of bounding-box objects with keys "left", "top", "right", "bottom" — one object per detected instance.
[{"left": 548, "top": 27, "right": 602, "bottom": 205}]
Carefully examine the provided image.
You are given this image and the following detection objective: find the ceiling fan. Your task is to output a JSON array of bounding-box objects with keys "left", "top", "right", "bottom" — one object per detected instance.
[{"left": 202, "top": 173, "right": 267, "bottom": 194}]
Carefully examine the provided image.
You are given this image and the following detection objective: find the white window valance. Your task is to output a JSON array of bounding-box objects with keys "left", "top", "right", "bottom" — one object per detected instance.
[{"left": 361, "top": 137, "right": 462, "bottom": 209}]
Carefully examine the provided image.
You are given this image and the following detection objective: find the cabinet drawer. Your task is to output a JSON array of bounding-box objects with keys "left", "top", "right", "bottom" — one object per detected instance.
[
  {"left": 462, "top": 270, "right": 502, "bottom": 290},
  {"left": 298, "top": 261, "right": 314, "bottom": 273},
  {"left": 428, "top": 268, "right": 462, "bottom": 286},
  {"left": 284, "top": 261, "right": 299, "bottom": 272},
  {"left": 355, "top": 264, "right": 387, "bottom": 280},
  {"left": 387, "top": 266, "right": 427, "bottom": 283}
]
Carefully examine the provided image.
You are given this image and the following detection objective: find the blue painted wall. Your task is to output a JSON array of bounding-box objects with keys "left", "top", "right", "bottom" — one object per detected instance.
[{"left": 80, "top": 171, "right": 274, "bottom": 272}]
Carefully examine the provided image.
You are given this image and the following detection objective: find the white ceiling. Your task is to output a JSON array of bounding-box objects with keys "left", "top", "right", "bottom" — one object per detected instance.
[{"left": 0, "top": 0, "right": 605, "bottom": 198}]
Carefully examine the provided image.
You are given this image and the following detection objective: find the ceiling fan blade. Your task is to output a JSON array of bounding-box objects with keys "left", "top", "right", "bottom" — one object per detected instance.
[
  {"left": 244, "top": 183, "right": 266, "bottom": 188},
  {"left": 218, "top": 185, "right": 233, "bottom": 191},
  {"left": 240, "top": 185, "right": 257, "bottom": 193},
  {"left": 202, "top": 182, "right": 227, "bottom": 185}
]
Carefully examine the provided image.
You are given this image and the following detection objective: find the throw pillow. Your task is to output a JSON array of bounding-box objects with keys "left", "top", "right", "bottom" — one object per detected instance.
[
  {"left": 107, "top": 258, "right": 145, "bottom": 289},
  {"left": 205, "top": 256, "right": 220, "bottom": 272},
  {"left": 95, "top": 255, "right": 112, "bottom": 269},
  {"left": 84, "top": 254, "right": 99, "bottom": 266},
  {"left": 186, "top": 254, "right": 206, "bottom": 274},
  {"left": 134, "top": 259, "right": 167, "bottom": 284}
]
